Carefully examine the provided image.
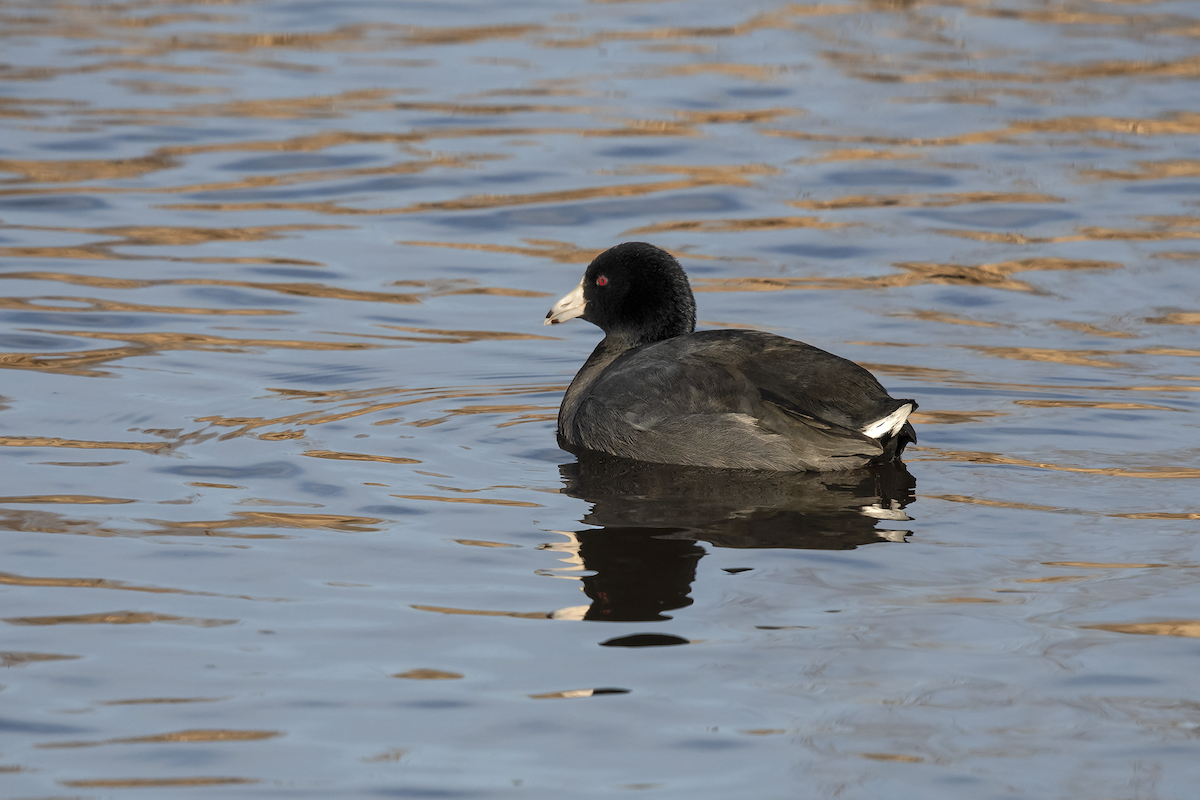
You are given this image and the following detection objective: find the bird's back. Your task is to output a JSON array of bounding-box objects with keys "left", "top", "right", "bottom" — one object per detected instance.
[{"left": 558, "top": 329, "right": 917, "bottom": 471}]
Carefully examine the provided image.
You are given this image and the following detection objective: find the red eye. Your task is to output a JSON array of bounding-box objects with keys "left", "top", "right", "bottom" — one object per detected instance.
[{"left": 597, "top": 275, "right": 608, "bottom": 286}]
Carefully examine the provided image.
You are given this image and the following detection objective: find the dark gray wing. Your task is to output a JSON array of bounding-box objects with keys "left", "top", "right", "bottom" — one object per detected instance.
[{"left": 564, "top": 331, "right": 902, "bottom": 471}]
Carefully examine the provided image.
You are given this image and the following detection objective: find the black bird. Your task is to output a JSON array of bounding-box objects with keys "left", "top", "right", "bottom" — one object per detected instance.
[{"left": 544, "top": 242, "right": 917, "bottom": 471}]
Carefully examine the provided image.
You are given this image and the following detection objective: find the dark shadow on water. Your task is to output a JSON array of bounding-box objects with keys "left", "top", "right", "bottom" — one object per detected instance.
[{"left": 554, "top": 451, "right": 916, "bottom": 622}]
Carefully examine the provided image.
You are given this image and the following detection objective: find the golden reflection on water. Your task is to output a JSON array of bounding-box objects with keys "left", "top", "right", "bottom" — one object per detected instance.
[
  {"left": 0, "top": 154, "right": 177, "bottom": 183},
  {"left": 99, "top": 697, "right": 229, "bottom": 705},
  {"left": 0, "top": 296, "right": 289, "bottom": 316},
  {"left": 1043, "top": 562, "right": 1169, "bottom": 569},
  {"left": 303, "top": 449, "right": 421, "bottom": 465},
  {"left": 161, "top": 172, "right": 772, "bottom": 215},
  {"left": 1146, "top": 311, "right": 1200, "bottom": 325},
  {"left": 626, "top": 215, "right": 853, "bottom": 235},
  {"left": 1109, "top": 511, "right": 1200, "bottom": 520},
  {"left": 110, "top": 79, "right": 230, "bottom": 96},
  {"left": 765, "top": 109, "right": 1200, "bottom": 150},
  {"left": 0, "top": 245, "right": 321, "bottom": 265},
  {"left": 0, "top": 59, "right": 227, "bottom": 82},
  {"left": 897, "top": 310, "right": 1007, "bottom": 328},
  {"left": 0, "top": 343, "right": 154, "bottom": 376},
  {"left": 927, "top": 494, "right": 1061, "bottom": 513},
  {"left": 4, "top": 611, "right": 237, "bottom": 627},
  {"left": 835, "top": 53, "right": 1200, "bottom": 84},
  {"left": 393, "top": 668, "right": 463, "bottom": 679},
  {"left": 140, "top": 511, "right": 386, "bottom": 534},
  {"left": 1051, "top": 321, "right": 1135, "bottom": 339},
  {"left": 31, "top": 329, "right": 380, "bottom": 361},
  {"left": 962, "top": 345, "right": 1126, "bottom": 369},
  {"left": 860, "top": 752, "right": 925, "bottom": 763},
  {"left": 1083, "top": 159, "right": 1200, "bottom": 181},
  {"left": 401, "top": 238, "right": 604, "bottom": 263},
  {"left": 789, "top": 191, "right": 1064, "bottom": 210},
  {"left": 398, "top": 402, "right": 558, "bottom": 429},
  {"left": 0, "top": 494, "right": 133, "bottom": 504},
  {"left": 867, "top": 216, "right": 1200, "bottom": 245},
  {"left": 1014, "top": 399, "right": 1186, "bottom": 412},
  {"left": 373, "top": 325, "right": 557, "bottom": 343},
  {"left": 197, "top": 382, "right": 565, "bottom": 439},
  {"left": 909, "top": 410, "right": 1006, "bottom": 425},
  {"left": 692, "top": 257, "right": 1121, "bottom": 294},
  {"left": 0, "top": 271, "right": 541, "bottom": 308},
  {"left": 39, "top": 729, "right": 282, "bottom": 748},
  {"left": 2, "top": 223, "right": 349, "bottom": 247},
  {"left": 914, "top": 448, "right": 1200, "bottom": 480},
  {"left": 931, "top": 597, "right": 1005, "bottom": 604},
  {"left": 797, "top": 148, "right": 922, "bottom": 163},
  {"left": 0, "top": 571, "right": 278, "bottom": 601},
  {"left": 0, "top": 147, "right": 492, "bottom": 197},
  {"left": 0, "top": 436, "right": 168, "bottom": 452},
  {"left": 1015, "top": 575, "right": 1091, "bottom": 584},
  {"left": 391, "top": 494, "right": 543, "bottom": 508},
  {"left": 0, "top": 651, "right": 81, "bottom": 667},
  {"left": 60, "top": 777, "right": 259, "bottom": 788},
  {"left": 1085, "top": 621, "right": 1200, "bottom": 638},
  {"left": 409, "top": 604, "right": 550, "bottom": 620}
]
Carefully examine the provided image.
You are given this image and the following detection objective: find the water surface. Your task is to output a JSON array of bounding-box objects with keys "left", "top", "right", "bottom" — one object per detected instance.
[{"left": 1, "top": 0, "right": 1199, "bottom": 797}]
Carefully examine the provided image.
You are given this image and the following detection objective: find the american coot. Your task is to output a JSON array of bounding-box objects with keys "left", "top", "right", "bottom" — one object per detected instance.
[{"left": 544, "top": 242, "right": 918, "bottom": 472}]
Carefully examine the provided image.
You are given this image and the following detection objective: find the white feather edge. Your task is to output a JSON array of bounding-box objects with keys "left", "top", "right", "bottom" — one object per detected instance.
[{"left": 860, "top": 402, "right": 913, "bottom": 439}]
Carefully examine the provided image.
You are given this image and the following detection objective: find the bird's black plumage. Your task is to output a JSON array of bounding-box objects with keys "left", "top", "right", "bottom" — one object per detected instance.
[{"left": 545, "top": 242, "right": 917, "bottom": 472}]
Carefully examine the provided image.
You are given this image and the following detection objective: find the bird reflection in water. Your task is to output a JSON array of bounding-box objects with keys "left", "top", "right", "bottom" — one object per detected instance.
[{"left": 546, "top": 450, "right": 916, "bottom": 624}]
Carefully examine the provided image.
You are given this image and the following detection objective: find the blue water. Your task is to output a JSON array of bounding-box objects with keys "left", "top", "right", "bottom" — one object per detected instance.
[{"left": 1, "top": 0, "right": 1199, "bottom": 797}]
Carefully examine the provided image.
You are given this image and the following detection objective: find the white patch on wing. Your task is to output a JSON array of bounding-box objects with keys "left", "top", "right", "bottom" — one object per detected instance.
[{"left": 860, "top": 403, "right": 913, "bottom": 439}]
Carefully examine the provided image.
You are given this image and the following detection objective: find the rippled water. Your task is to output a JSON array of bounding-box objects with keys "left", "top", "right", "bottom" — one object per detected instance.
[{"left": 1, "top": 0, "right": 1198, "bottom": 796}]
